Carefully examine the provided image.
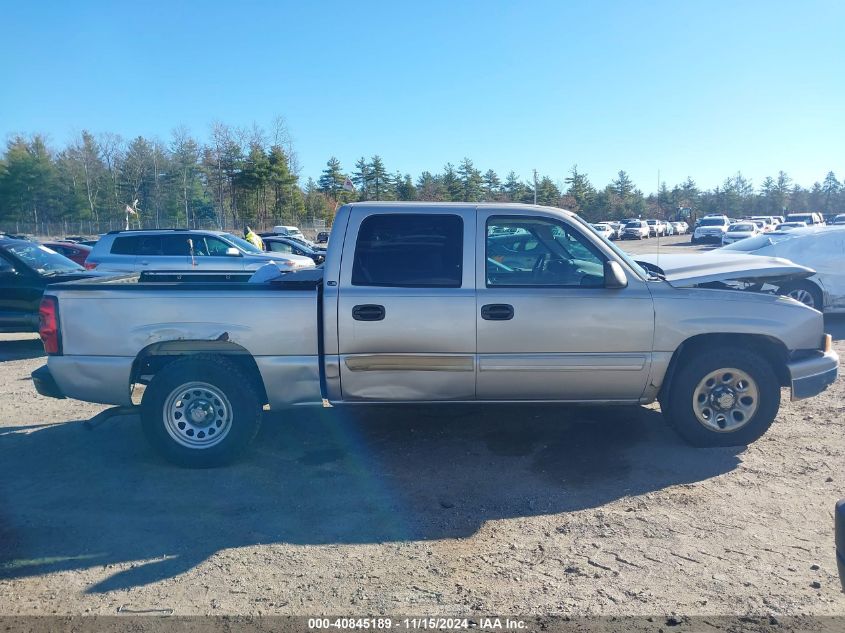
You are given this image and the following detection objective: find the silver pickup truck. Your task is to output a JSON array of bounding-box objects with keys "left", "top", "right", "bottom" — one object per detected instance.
[{"left": 32, "top": 203, "right": 839, "bottom": 467}]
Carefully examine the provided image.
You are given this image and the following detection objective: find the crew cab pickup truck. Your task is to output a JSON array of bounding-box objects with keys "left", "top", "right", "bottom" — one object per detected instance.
[{"left": 32, "top": 203, "right": 839, "bottom": 467}]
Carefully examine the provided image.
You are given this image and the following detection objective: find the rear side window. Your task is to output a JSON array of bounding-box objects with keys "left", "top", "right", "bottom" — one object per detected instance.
[
  {"left": 352, "top": 214, "right": 463, "bottom": 287},
  {"left": 161, "top": 235, "right": 191, "bottom": 256},
  {"left": 137, "top": 236, "right": 163, "bottom": 256},
  {"left": 110, "top": 236, "right": 139, "bottom": 255}
]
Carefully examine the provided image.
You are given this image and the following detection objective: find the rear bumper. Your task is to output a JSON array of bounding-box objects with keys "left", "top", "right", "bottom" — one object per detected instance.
[
  {"left": 31, "top": 365, "right": 65, "bottom": 399},
  {"left": 787, "top": 348, "right": 839, "bottom": 401}
]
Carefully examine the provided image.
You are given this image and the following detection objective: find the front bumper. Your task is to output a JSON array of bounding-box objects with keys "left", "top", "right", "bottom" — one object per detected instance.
[
  {"left": 31, "top": 365, "right": 65, "bottom": 399},
  {"left": 693, "top": 233, "right": 724, "bottom": 243},
  {"left": 787, "top": 346, "right": 839, "bottom": 401}
]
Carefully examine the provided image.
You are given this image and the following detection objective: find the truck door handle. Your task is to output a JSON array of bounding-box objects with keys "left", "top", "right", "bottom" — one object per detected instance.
[
  {"left": 352, "top": 304, "right": 386, "bottom": 321},
  {"left": 481, "top": 304, "right": 514, "bottom": 320}
]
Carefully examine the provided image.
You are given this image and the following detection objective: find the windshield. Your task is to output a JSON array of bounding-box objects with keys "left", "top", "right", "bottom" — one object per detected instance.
[
  {"left": 221, "top": 233, "right": 263, "bottom": 254},
  {"left": 729, "top": 223, "right": 755, "bottom": 232},
  {"left": 570, "top": 214, "right": 648, "bottom": 279},
  {"left": 700, "top": 218, "right": 727, "bottom": 226},
  {"left": 625, "top": 221, "right": 641, "bottom": 227},
  {"left": 4, "top": 243, "right": 84, "bottom": 275}
]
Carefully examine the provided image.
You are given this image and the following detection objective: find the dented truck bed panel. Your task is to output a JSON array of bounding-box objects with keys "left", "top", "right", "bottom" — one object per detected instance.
[{"left": 58, "top": 289, "right": 319, "bottom": 358}]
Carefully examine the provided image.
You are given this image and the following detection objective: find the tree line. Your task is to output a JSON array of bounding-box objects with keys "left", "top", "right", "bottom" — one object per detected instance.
[{"left": 1, "top": 121, "right": 843, "bottom": 236}]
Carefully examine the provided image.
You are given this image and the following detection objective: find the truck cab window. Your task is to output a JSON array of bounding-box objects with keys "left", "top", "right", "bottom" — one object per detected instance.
[
  {"left": 352, "top": 214, "right": 463, "bottom": 287},
  {"left": 486, "top": 217, "right": 605, "bottom": 287}
]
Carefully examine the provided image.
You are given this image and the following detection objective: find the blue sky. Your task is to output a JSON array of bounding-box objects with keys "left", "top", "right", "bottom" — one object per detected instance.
[{"left": 2, "top": 0, "right": 843, "bottom": 192}]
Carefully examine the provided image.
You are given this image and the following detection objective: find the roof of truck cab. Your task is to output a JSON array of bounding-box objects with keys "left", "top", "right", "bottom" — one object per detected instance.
[{"left": 344, "top": 202, "right": 576, "bottom": 215}]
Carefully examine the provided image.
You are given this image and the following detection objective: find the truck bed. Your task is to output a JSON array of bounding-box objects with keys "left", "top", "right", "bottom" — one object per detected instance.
[{"left": 44, "top": 269, "right": 325, "bottom": 407}]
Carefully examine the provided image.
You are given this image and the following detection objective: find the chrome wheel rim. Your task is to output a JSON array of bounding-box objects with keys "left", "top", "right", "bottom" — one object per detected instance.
[
  {"left": 692, "top": 367, "right": 759, "bottom": 433},
  {"left": 163, "top": 381, "right": 232, "bottom": 449},
  {"left": 786, "top": 288, "right": 815, "bottom": 308}
]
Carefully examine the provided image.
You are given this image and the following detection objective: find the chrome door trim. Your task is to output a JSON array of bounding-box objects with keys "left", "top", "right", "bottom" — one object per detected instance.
[
  {"left": 478, "top": 353, "right": 647, "bottom": 372},
  {"left": 344, "top": 354, "right": 474, "bottom": 372}
]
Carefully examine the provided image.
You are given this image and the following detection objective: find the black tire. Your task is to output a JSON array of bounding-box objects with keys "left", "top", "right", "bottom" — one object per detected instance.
[
  {"left": 664, "top": 347, "right": 780, "bottom": 447},
  {"left": 777, "top": 280, "right": 824, "bottom": 311},
  {"left": 141, "top": 355, "right": 262, "bottom": 467}
]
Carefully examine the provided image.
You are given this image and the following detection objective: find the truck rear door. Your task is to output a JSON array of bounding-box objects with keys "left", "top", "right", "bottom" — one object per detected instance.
[{"left": 336, "top": 207, "right": 476, "bottom": 400}]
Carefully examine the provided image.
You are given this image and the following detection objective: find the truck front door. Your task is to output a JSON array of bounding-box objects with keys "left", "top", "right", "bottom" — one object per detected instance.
[
  {"left": 476, "top": 210, "right": 655, "bottom": 401},
  {"left": 337, "top": 208, "right": 476, "bottom": 400}
]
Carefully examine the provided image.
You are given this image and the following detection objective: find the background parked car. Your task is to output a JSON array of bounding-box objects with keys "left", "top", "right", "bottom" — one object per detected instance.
[
  {"left": 0, "top": 236, "right": 105, "bottom": 332},
  {"left": 777, "top": 221, "right": 807, "bottom": 231},
  {"left": 622, "top": 219, "right": 650, "bottom": 240},
  {"left": 832, "top": 214, "right": 845, "bottom": 225},
  {"left": 719, "top": 225, "right": 845, "bottom": 312},
  {"left": 590, "top": 223, "right": 614, "bottom": 240},
  {"left": 263, "top": 236, "right": 325, "bottom": 264},
  {"left": 786, "top": 212, "right": 824, "bottom": 225},
  {"left": 86, "top": 229, "right": 315, "bottom": 273},
  {"left": 692, "top": 216, "right": 731, "bottom": 244},
  {"left": 721, "top": 221, "right": 761, "bottom": 245},
  {"left": 271, "top": 225, "right": 307, "bottom": 240},
  {"left": 751, "top": 216, "right": 777, "bottom": 232},
  {"left": 645, "top": 219, "right": 665, "bottom": 237},
  {"left": 42, "top": 241, "right": 94, "bottom": 269},
  {"left": 315, "top": 230, "right": 330, "bottom": 243}
]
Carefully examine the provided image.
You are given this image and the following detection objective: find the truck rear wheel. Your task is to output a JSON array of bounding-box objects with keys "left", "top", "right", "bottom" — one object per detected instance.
[
  {"left": 664, "top": 348, "right": 780, "bottom": 447},
  {"left": 141, "top": 355, "right": 262, "bottom": 467}
]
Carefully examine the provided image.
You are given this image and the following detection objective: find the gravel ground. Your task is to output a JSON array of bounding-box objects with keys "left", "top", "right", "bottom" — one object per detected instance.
[{"left": 1, "top": 235, "right": 843, "bottom": 619}]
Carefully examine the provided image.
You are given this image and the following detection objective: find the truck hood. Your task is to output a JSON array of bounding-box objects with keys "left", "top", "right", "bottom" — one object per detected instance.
[{"left": 635, "top": 252, "right": 815, "bottom": 287}]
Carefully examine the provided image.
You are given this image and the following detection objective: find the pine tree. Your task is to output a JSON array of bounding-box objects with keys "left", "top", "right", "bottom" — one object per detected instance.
[
  {"left": 482, "top": 169, "right": 501, "bottom": 200},
  {"left": 502, "top": 171, "right": 523, "bottom": 202},
  {"left": 318, "top": 157, "right": 345, "bottom": 198},
  {"left": 369, "top": 155, "right": 390, "bottom": 201},
  {"left": 352, "top": 157, "right": 370, "bottom": 201},
  {"left": 564, "top": 165, "right": 595, "bottom": 212},
  {"left": 456, "top": 157, "right": 483, "bottom": 202},
  {"left": 442, "top": 163, "right": 462, "bottom": 201}
]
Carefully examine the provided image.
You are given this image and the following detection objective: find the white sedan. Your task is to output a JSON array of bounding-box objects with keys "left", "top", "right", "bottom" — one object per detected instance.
[
  {"left": 719, "top": 226, "right": 845, "bottom": 312},
  {"left": 721, "top": 221, "right": 761, "bottom": 245},
  {"left": 591, "top": 223, "right": 614, "bottom": 240}
]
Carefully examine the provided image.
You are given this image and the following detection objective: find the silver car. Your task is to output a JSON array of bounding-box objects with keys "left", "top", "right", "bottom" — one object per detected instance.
[{"left": 86, "top": 229, "right": 315, "bottom": 273}]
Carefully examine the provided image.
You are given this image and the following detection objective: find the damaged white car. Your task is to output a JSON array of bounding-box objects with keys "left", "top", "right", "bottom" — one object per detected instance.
[{"left": 717, "top": 226, "right": 845, "bottom": 312}]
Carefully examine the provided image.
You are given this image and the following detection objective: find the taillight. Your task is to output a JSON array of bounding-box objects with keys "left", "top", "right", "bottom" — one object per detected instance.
[
  {"left": 39, "top": 296, "right": 62, "bottom": 355},
  {"left": 84, "top": 261, "right": 97, "bottom": 270}
]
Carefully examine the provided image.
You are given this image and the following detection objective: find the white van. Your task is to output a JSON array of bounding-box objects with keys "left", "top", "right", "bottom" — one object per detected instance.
[{"left": 272, "top": 225, "right": 305, "bottom": 239}]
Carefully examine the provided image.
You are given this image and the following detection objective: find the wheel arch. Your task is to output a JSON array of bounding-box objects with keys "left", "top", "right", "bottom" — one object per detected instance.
[
  {"left": 131, "top": 340, "right": 268, "bottom": 405},
  {"left": 658, "top": 333, "right": 791, "bottom": 406}
]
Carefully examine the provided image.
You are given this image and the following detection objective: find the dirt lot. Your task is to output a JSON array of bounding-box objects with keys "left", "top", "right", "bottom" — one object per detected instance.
[{"left": 1, "top": 235, "right": 844, "bottom": 618}]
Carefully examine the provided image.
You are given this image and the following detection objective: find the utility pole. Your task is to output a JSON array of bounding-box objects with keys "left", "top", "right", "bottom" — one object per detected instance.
[{"left": 533, "top": 169, "right": 538, "bottom": 205}]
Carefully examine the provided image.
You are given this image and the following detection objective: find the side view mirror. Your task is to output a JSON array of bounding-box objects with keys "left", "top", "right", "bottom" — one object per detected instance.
[
  {"left": 225, "top": 247, "right": 241, "bottom": 257},
  {"left": 604, "top": 261, "right": 628, "bottom": 289}
]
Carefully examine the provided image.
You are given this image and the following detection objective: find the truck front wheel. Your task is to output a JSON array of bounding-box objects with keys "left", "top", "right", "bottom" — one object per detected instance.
[
  {"left": 664, "top": 348, "right": 780, "bottom": 447},
  {"left": 141, "top": 355, "right": 262, "bottom": 467}
]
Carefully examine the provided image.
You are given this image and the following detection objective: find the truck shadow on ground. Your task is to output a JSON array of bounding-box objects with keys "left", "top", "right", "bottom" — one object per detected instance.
[{"left": 0, "top": 403, "right": 743, "bottom": 594}]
